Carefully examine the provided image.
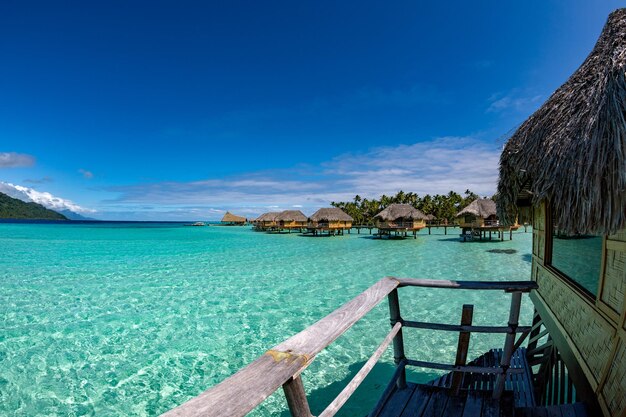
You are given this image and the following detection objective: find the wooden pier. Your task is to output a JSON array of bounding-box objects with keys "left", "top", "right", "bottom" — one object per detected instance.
[{"left": 159, "top": 277, "right": 594, "bottom": 417}]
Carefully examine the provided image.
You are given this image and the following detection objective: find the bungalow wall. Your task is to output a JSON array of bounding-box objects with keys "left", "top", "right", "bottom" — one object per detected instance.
[
  {"left": 279, "top": 220, "right": 307, "bottom": 229},
  {"left": 309, "top": 220, "right": 352, "bottom": 229},
  {"left": 376, "top": 219, "right": 426, "bottom": 229},
  {"left": 531, "top": 201, "right": 626, "bottom": 417}
]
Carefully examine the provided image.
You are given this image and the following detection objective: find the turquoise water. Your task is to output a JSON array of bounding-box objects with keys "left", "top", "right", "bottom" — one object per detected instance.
[{"left": 0, "top": 223, "right": 533, "bottom": 416}]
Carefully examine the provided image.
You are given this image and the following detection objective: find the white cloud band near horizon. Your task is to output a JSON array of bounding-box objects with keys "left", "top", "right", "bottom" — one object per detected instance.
[{"left": 99, "top": 136, "right": 502, "bottom": 220}]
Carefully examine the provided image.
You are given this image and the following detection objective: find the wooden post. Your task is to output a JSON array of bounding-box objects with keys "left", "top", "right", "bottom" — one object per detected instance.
[
  {"left": 450, "top": 304, "right": 474, "bottom": 395},
  {"left": 283, "top": 375, "right": 312, "bottom": 417},
  {"left": 387, "top": 289, "right": 407, "bottom": 389},
  {"left": 445, "top": 226, "right": 447, "bottom": 235},
  {"left": 510, "top": 229, "right": 513, "bottom": 240},
  {"left": 493, "top": 291, "right": 523, "bottom": 399}
]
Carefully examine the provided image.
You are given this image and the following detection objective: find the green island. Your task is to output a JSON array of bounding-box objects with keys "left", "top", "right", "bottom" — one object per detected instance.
[{"left": 0, "top": 191, "right": 67, "bottom": 220}]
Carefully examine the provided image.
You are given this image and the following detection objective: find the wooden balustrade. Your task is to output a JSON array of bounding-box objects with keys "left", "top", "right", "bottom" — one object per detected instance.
[{"left": 161, "top": 277, "right": 537, "bottom": 417}]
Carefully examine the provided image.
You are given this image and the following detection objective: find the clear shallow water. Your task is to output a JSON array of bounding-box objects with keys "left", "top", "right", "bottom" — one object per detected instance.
[{"left": 0, "top": 223, "right": 533, "bottom": 416}]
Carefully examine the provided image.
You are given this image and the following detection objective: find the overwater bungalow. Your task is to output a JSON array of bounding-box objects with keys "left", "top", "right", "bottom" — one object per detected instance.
[
  {"left": 306, "top": 207, "right": 353, "bottom": 236},
  {"left": 374, "top": 203, "right": 427, "bottom": 239},
  {"left": 220, "top": 211, "right": 247, "bottom": 226},
  {"left": 456, "top": 198, "right": 516, "bottom": 241},
  {"left": 162, "top": 9, "right": 625, "bottom": 417},
  {"left": 274, "top": 210, "right": 308, "bottom": 233},
  {"left": 252, "top": 212, "right": 280, "bottom": 231}
]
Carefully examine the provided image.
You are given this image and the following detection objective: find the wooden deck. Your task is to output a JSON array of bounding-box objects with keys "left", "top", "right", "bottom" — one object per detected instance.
[{"left": 372, "top": 348, "right": 588, "bottom": 417}]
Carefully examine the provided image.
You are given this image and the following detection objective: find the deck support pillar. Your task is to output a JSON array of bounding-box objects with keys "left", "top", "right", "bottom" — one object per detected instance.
[
  {"left": 387, "top": 289, "right": 407, "bottom": 389},
  {"left": 493, "top": 291, "right": 523, "bottom": 399},
  {"left": 451, "top": 304, "right": 474, "bottom": 395},
  {"left": 283, "top": 375, "right": 313, "bottom": 417}
]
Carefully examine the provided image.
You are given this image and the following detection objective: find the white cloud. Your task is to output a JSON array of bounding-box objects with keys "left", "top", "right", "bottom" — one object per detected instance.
[
  {"left": 487, "top": 90, "right": 543, "bottom": 113},
  {"left": 79, "top": 169, "right": 94, "bottom": 179},
  {"left": 0, "top": 152, "right": 35, "bottom": 168},
  {"left": 102, "top": 136, "right": 501, "bottom": 219},
  {"left": 0, "top": 182, "right": 96, "bottom": 214}
]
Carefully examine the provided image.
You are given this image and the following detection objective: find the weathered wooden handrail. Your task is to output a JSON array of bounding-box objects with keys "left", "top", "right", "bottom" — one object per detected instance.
[
  {"left": 162, "top": 277, "right": 400, "bottom": 417},
  {"left": 395, "top": 277, "right": 538, "bottom": 292},
  {"left": 162, "top": 277, "right": 537, "bottom": 417}
]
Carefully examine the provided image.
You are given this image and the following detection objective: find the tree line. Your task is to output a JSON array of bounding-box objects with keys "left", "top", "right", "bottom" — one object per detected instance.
[{"left": 330, "top": 190, "right": 484, "bottom": 225}]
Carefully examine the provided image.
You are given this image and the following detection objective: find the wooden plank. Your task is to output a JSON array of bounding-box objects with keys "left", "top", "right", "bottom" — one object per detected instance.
[
  {"left": 283, "top": 376, "right": 313, "bottom": 417},
  {"left": 441, "top": 396, "right": 464, "bottom": 417},
  {"left": 421, "top": 388, "right": 449, "bottom": 417},
  {"left": 161, "top": 353, "right": 307, "bottom": 417},
  {"left": 370, "top": 361, "right": 408, "bottom": 417},
  {"left": 400, "top": 385, "right": 432, "bottom": 417},
  {"left": 394, "top": 278, "right": 537, "bottom": 292},
  {"left": 451, "top": 305, "right": 474, "bottom": 395},
  {"left": 406, "top": 359, "right": 523, "bottom": 374},
  {"left": 402, "top": 320, "right": 531, "bottom": 334},
  {"left": 376, "top": 383, "right": 417, "bottom": 417},
  {"left": 460, "top": 392, "right": 482, "bottom": 417},
  {"left": 318, "top": 323, "right": 401, "bottom": 417},
  {"left": 480, "top": 396, "right": 500, "bottom": 417},
  {"left": 163, "top": 277, "right": 399, "bottom": 417}
]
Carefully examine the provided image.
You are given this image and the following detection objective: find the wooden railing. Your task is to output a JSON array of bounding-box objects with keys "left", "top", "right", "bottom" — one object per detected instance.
[{"left": 162, "top": 277, "right": 537, "bottom": 417}]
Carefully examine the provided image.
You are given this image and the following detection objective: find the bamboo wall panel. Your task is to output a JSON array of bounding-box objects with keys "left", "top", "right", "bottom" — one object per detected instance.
[
  {"left": 601, "top": 247, "right": 626, "bottom": 314},
  {"left": 535, "top": 267, "right": 614, "bottom": 385},
  {"left": 600, "top": 340, "right": 626, "bottom": 417},
  {"left": 533, "top": 203, "right": 545, "bottom": 230}
]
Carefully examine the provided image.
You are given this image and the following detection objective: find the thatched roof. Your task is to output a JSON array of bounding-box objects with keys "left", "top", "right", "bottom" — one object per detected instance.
[
  {"left": 275, "top": 210, "right": 307, "bottom": 222},
  {"left": 425, "top": 214, "right": 436, "bottom": 221},
  {"left": 374, "top": 204, "right": 427, "bottom": 221},
  {"left": 309, "top": 207, "right": 353, "bottom": 222},
  {"left": 222, "top": 211, "right": 246, "bottom": 223},
  {"left": 255, "top": 212, "right": 280, "bottom": 222},
  {"left": 498, "top": 8, "right": 626, "bottom": 235},
  {"left": 457, "top": 198, "right": 497, "bottom": 219}
]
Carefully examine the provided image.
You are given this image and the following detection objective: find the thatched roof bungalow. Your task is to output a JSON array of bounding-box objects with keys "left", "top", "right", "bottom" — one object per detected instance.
[
  {"left": 253, "top": 212, "right": 280, "bottom": 230},
  {"left": 275, "top": 210, "right": 308, "bottom": 231},
  {"left": 221, "top": 211, "right": 246, "bottom": 225},
  {"left": 456, "top": 198, "right": 499, "bottom": 228},
  {"left": 374, "top": 204, "right": 428, "bottom": 230},
  {"left": 307, "top": 208, "right": 353, "bottom": 235},
  {"left": 498, "top": 9, "right": 626, "bottom": 416}
]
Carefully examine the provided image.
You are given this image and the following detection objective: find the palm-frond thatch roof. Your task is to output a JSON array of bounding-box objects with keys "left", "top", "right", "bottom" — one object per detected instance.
[
  {"left": 374, "top": 204, "right": 427, "bottom": 221},
  {"left": 425, "top": 214, "right": 436, "bottom": 221},
  {"left": 309, "top": 207, "right": 353, "bottom": 222},
  {"left": 275, "top": 210, "right": 308, "bottom": 222},
  {"left": 255, "top": 212, "right": 280, "bottom": 222},
  {"left": 221, "top": 211, "right": 246, "bottom": 223},
  {"left": 457, "top": 198, "right": 497, "bottom": 219},
  {"left": 498, "top": 8, "right": 626, "bottom": 235}
]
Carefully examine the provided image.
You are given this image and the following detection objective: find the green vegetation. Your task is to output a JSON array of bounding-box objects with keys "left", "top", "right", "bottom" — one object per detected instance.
[
  {"left": 0, "top": 192, "right": 67, "bottom": 220},
  {"left": 331, "top": 190, "right": 482, "bottom": 225}
]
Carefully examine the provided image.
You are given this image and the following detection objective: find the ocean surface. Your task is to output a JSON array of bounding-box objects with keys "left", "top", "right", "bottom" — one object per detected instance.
[{"left": 0, "top": 222, "right": 533, "bottom": 416}]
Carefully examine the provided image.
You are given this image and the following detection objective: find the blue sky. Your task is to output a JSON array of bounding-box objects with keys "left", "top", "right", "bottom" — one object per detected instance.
[{"left": 0, "top": 1, "right": 622, "bottom": 220}]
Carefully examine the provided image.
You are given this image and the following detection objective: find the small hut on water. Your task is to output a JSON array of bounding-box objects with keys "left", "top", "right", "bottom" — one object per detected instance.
[
  {"left": 374, "top": 203, "right": 427, "bottom": 239},
  {"left": 274, "top": 210, "right": 308, "bottom": 233},
  {"left": 252, "top": 212, "right": 280, "bottom": 231},
  {"left": 221, "top": 211, "right": 247, "bottom": 225},
  {"left": 306, "top": 207, "right": 353, "bottom": 236},
  {"left": 456, "top": 198, "right": 517, "bottom": 241}
]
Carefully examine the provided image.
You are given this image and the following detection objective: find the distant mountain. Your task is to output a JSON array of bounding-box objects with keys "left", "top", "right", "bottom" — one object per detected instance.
[
  {"left": 0, "top": 181, "right": 96, "bottom": 220},
  {"left": 58, "top": 209, "right": 95, "bottom": 221},
  {"left": 0, "top": 192, "right": 68, "bottom": 220}
]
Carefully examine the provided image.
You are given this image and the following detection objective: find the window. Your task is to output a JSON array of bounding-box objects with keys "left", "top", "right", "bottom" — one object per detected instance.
[{"left": 548, "top": 208, "right": 603, "bottom": 296}]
